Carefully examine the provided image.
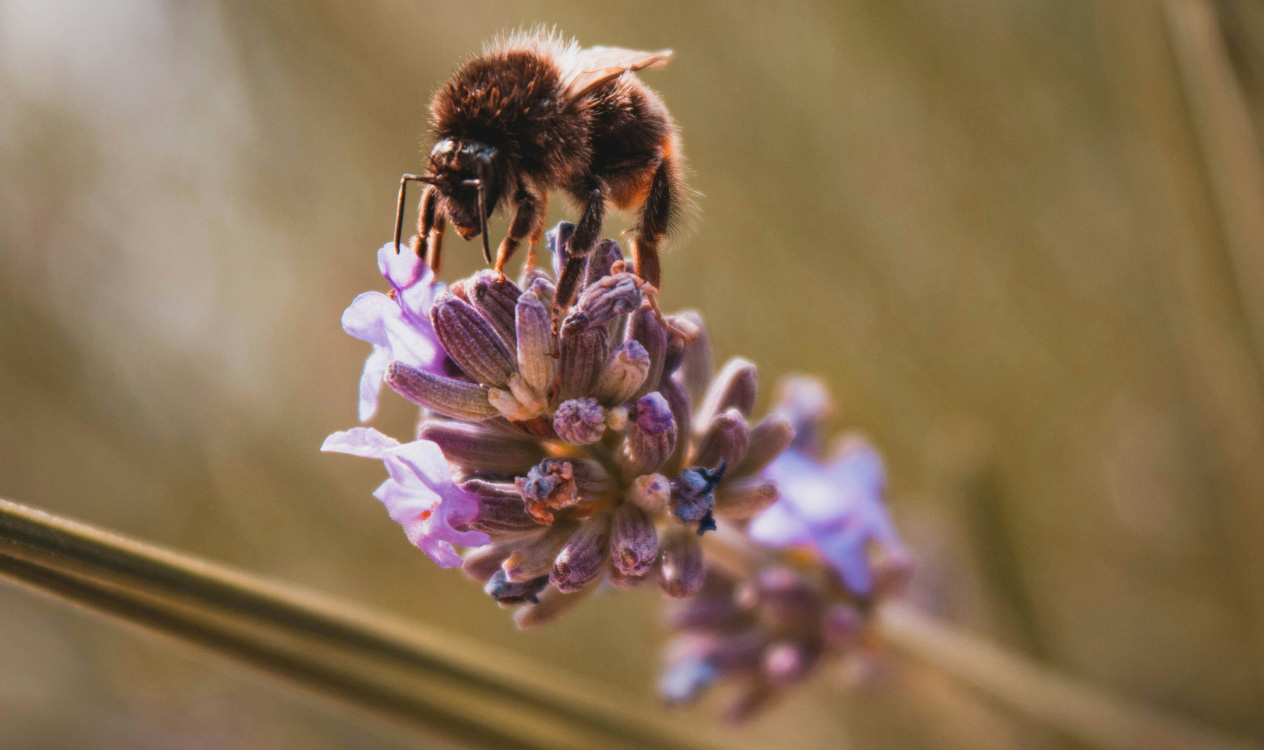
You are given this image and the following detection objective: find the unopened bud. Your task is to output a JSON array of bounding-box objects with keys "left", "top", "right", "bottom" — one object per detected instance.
[
  {"left": 553, "top": 398, "right": 606, "bottom": 445},
  {"left": 593, "top": 340, "right": 650, "bottom": 406},
  {"left": 417, "top": 421, "right": 545, "bottom": 475},
  {"left": 619, "top": 392, "right": 677, "bottom": 476},
  {"left": 557, "top": 312, "right": 609, "bottom": 401},
  {"left": 734, "top": 414, "right": 795, "bottom": 477},
  {"left": 610, "top": 502, "right": 658, "bottom": 577},
  {"left": 694, "top": 408, "right": 751, "bottom": 471},
  {"left": 713, "top": 477, "right": 779, "bottom": 520},
  {"left": 468, "top": 270, "right": 521, "bottom": 347},
  {"left": 502, "top": 521, "right": 578, "bottom": 583},
  {"left": 627, "top": 473, "right": 671, "bottom": 513},
  {"left": 514, "top": 290, "right": 556, "bottom": 393},
  {"left": 430, "top": 293, "right": 517, "bottom": 387},
  {"left": 657, "top": 526, "right": 705, "bottom": 599},
  {"left": 575, "top": 271, "right": 643, "bottom": 327},
  {"left": 626, "top": 305, "right": 667, "bottom": 399},
  {"left": 551, "top": 513, "right": 612, "bottom": 592},
  {"left": 696, "top": 357, "right": 758, "bottom": 430},
  {"left": 385, "top": 362, "right": 498, "bottom": 421}
]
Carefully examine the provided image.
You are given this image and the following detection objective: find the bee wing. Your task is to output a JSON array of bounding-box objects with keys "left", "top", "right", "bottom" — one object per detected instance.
[{"left": 562, "top": 46, "right": 673, "bottom": 101}]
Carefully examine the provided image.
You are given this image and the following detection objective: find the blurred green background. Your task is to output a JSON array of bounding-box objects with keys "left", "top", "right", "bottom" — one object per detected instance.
[{"left": 3, "top": 0, "right": 1264, "bottom": 747}]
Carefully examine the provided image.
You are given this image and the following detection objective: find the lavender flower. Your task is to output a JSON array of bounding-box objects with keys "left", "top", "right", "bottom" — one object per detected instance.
[
  {"left": 321, "top": 427, "right": 488, "bottom": 567},
  {"left": 325, "top": 224, "right": 805, "bottom": 628},
  {"left": 749, "top": 377, "right": 912, "bottom": 597},
  {"left": 658, "top": 377, "right": 912, "bottom": 720},
  {"left": 340, "top": 243, "right": 447, "bottom": 421}
]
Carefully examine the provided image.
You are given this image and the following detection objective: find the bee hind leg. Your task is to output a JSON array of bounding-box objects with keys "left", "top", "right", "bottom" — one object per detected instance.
[{"left": 633, "top": 157, "right": 695, "bottom": 341}]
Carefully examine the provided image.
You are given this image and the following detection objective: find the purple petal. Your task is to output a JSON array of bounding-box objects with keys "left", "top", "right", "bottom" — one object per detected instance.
[
  {"left": 358, "top": 346, "right": 391, "bottom": 422},
  {"left": 377, "top": 242, "right": 429, "bottom": 292},
  {"left": 747, "top": 502, "right": 814, "bottom": 547},
  {"left": 342, "top": 291, "right": 396, "bottom": 346},
  {"left": 382, "top": 313, "right": 444, "bottom": 374},
  {"left": 382, "top": 440, "right": 457, "bottom": 492},
  {"left": 321, "top": 427, "right": 400, "bottom": 458},
  {"left": 818, "top": 526, "right": 874, "bottom": 596}
]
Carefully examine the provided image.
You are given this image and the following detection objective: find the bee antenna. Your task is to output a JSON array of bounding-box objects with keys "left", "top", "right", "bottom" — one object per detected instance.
[{"left": 393, "top": 174, "right": 432, "bottom": 254}]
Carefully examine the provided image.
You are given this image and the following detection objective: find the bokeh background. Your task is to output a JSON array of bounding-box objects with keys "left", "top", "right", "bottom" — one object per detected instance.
[{"left": 3, "top": 0, "right": 1264, "bottom": 747}]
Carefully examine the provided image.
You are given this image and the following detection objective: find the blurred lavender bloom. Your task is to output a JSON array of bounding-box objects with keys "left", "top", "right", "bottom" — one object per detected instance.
[
  {"left": 341, "top": 244, "right": 447, "bottom": 421},
  {"left": 749, "top": 437, "right": 908, "bottom": 597},
  {"left": 322, "top": 427, "right": 489, "bottom": 567}
]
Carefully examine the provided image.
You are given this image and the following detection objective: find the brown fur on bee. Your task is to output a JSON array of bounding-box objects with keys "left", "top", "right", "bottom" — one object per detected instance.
[{"left": 406, "top": 29, "right": 686, "bottom": 312}]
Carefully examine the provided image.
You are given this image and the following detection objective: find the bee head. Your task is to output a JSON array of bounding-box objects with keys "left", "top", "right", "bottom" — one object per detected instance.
[{"left": 426, "top": 139, "right": 504, "bottom": 256}]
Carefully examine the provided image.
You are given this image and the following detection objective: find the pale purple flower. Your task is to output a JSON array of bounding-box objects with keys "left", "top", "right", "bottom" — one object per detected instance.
[
  {"left": 748, "top": 437, "right": 907, "bottom": 596},
  {"left": 322, "top": 427, "right": 489, "bottom": 567},
  {"left": 341, "top": 244, "right": 447, "bottom": 421}
]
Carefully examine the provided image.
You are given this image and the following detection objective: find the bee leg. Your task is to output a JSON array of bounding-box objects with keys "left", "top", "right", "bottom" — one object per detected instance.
[
  {"left": 634, "top": 158, "right": 696, "bottom": 341},
  {"left": 554, "top": 184, "right": 606, "bottom": 319},
  {"left": 524, "top": 192, "right": 549, "bottom": 274},
  {"left": 416, "top": 184, "right": 446, "bottom": 274},
  {"left": 495, "top": 187, "right": 544, "bottom": 282},
  {"left": 631, "top": 157, "right": 675, "bottom": 290}
]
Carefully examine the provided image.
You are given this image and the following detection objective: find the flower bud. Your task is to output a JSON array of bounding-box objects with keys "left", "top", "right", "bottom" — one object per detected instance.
[
  {"left": 513, "top": 578, "right": 599, "bottom": 630},
  {"left": 607, "top": 565, "right": 651, "bottom": 589},
  {"left": 430, "top": 293, "right": 517, "bottom": 387},
  {"left": 626, "top": 473, "right": 670, "bottom": 513},
  {"left": 713, "top": 477, "right": 779, "bottom": 520},
  {"left": 462, "top": 479, "right": 543, "bottom": 537},
  {"left": 575, "top": 271, "right": 643, "bottom": 327},
  {"left": 658, "top": 376, "right": 693, "bottom": 476},
  {"left": 610, "top": 502, "right": 658, "bottom": 577},
  {"left": 488, "top": 374, "right": 548, "bottom": 421},
  {"left": 583, "top": 238, "right": 624, "bottom": 287},
  {"left": 626, "top": 305, "right": 667, "bottom": 399},
  {"left": 619, "top": 392, "right": 677, "bottom": 477},
  {"left": 515, "top": 458, "right": 610, "bottom": 524},
  {"left": 763, "top": 641, "right": 819, "bottom": 687},
  {"left": 593, "top": 340, "right": 650, "bottom": 405},
  {"left": 557, "top": 312, "right": 609, "bottom": 401},
  {"left": 514, "top": 289, "right": 556, "bottom": 393},
  {"left": 468, "top": 270, "right": 521, "bottom": 347},
  {"left": 674, "top": 310, "right": 713, "bottom": 403},
  {"left": 696, "top": 357, "right": 758, "bottom": 430},
  {"left": 551, "top": 513, "right": 612, "bottom": 593},
  {"left": 734, "top": 414, "right": 795, "bottom": 477},
  {"left": 502, "top": 521, "right": 578, "bottom": 582},
  {"left": 694, "top": 408, "right": 751, "bottom": 472},
  {"left": 484, "top": 569, "right": 549, "bottom": 607},
  {"left": 461, "top": 543, "right": 512, "bottom": 582},
  {"left": 670, "top": 463, "right": 726, "bottom": 532},
  {"left": 385, "top": 362, "right": 498, "bottom": 421},
  {"left": 417, "top": 421, "right": 545, "bottom": 475},
  {"left": 553, "top": 398, "right": 606, "bottom": 445},
  {"left": 657, "top": 526, "right": 705, "bottom": 599}
]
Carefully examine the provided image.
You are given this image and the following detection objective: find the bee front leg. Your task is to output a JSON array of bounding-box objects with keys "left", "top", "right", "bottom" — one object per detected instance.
[
  {"left": 554, "top": 183, "right": 606, "bottom": 315},
  {"left": 494, "top": 187, "right": 544, "bottom": 281},
  {"left": 414, "top": 184, "right": 447, "bottom": 274}
]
